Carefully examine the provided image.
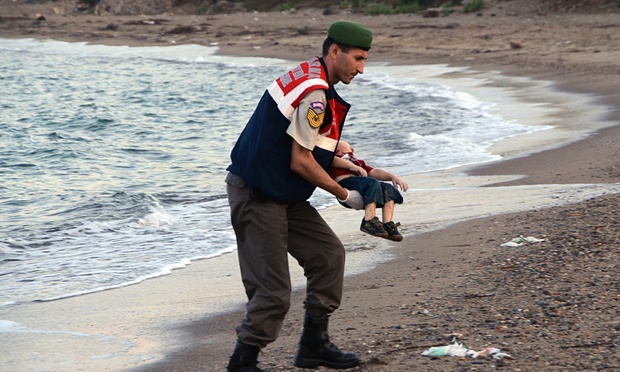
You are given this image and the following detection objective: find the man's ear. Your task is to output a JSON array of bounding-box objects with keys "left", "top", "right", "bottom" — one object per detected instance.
[{"left": 329, "top": 44, "right": 341, "bottom": 59}]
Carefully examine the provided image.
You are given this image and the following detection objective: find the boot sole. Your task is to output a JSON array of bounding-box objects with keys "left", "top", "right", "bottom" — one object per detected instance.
[
  {"left": 360, "top": 229, "right": 389, "bottom": 239},
  {"left": 294, "top": 358, "right": 361, "bottom": 369},
  {"left": 386, "top": 234, "right": 403, "bottom": 242}
]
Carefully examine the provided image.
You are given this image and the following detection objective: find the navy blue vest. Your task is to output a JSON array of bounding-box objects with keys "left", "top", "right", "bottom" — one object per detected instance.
[{"left": 227, "top": 57, "right": 350, "bottom": 204}]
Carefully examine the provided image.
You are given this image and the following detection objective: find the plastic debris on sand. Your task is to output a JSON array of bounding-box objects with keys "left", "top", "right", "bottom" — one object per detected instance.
[
  {"left": 501, "top": 235, "right": 547, "bottom": 247},
  {"left": 421, "top": 342, "right": 513, "bottom": 361}
]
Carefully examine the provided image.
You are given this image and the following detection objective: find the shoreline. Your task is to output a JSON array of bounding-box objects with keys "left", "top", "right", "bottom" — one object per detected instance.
[{"left": 2, "top": 3, "right": 620, "bottom": 371}]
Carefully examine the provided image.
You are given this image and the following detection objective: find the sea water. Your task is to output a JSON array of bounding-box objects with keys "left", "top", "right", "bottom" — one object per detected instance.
[{"left": 0, "top": 38, "right": 548, "bottom": 306}]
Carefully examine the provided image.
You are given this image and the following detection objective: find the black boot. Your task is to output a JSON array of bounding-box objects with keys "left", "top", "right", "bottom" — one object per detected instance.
[
  {"left": 294, "top": 313, "right": 361, "bottom": 369},
  {"left": 227, "top": 339, "right": 264, "bottom": 372}
]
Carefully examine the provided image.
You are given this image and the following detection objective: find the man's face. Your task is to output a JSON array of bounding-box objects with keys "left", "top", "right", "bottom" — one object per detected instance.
[{"left": 330, "top": 45, "right": 368, "bottom": 85}]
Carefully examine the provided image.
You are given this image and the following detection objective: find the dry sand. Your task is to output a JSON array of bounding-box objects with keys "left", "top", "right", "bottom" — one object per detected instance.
[{"left": 2, "top": 0, "right": 620, "bottom": 371}]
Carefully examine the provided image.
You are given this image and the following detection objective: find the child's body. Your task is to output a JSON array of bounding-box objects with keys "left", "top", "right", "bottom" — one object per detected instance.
[{"left": 329, "top": 141, "right": 409, "bottom": 241}]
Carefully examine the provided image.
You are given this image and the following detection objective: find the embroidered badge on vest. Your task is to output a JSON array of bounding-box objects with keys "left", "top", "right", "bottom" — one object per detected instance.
[{"left": 307, "top": 108, "right": 324, "bottom": 128}]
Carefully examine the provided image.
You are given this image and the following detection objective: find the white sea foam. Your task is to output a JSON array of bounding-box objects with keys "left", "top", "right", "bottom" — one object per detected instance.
[{"left": 0, "top": 319, "right": 104, "bottom": 338}]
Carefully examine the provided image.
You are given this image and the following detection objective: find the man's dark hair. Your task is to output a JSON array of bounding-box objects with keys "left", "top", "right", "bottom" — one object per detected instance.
[{"left": 322, "top": 37, "right": 352, "bottom": 57}]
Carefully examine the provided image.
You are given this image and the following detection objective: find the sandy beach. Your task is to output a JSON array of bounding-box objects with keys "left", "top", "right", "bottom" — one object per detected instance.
[{"left": 2, "top": 0, "right": 620, "bottom": 371}]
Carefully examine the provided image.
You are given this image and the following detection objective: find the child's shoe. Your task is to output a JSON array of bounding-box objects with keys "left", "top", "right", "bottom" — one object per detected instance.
[
  {"left": 383, "top": 221, "right": 403, "bottom": 242},
  {"left": 360, "top": 217, "right": 389, "bottom": 239}
]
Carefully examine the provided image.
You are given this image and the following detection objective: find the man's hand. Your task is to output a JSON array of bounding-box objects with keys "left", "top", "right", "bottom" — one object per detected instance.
[{"left": 338, "top": 189, "right": 364, "bottom": 210}]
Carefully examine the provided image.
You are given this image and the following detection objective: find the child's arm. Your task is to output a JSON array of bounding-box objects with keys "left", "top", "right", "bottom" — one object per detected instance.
[
  {"left": 332, "top": 156, "right": 368, "bottom": 177},
  {"left": 368, "top": 168, "right": 409, "bottom": 191}
]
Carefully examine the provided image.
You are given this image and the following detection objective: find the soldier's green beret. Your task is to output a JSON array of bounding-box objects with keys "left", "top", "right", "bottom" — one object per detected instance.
[{"left": 327, "top": 21, "right": 373, "bottom": 51}]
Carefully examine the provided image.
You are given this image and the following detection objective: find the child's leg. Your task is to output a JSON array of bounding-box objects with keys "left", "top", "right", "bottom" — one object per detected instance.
[
  {"left": 381, "top": 200, "right": 395, "bottom": 223},
  {"left": 381, "top": 200, "right": 403, "bottom": 241},
  {"left": 364, "top": 202, "right": 377, "bottom": 221}
]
